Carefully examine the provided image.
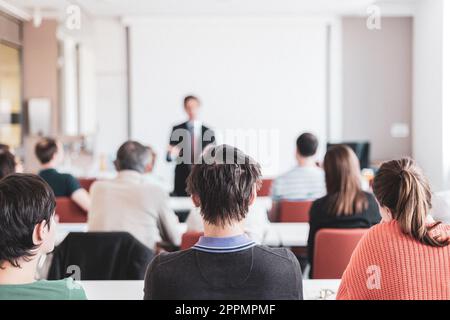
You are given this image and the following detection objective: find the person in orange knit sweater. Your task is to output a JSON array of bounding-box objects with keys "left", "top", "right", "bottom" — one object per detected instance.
[{"left": 337, "top": 158, "right": 450, "bottom": 300}]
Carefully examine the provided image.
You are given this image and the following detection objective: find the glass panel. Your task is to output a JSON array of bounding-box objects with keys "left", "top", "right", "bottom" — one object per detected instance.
[{"left": 0, "top": 43, "right": 22, "bottom": 148}]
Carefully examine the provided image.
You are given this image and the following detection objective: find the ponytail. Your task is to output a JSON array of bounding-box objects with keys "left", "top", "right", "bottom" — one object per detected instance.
[{"left": 373, "top": 158, "right": 450, "bottom": 247}]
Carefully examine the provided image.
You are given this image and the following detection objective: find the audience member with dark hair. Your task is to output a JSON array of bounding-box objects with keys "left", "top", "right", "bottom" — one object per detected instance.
[
  {"left": 35, "top": 137, "right": 91, "bottom": 211},
  {"left": 0, "top": 149, "right": 17, "bottom": 179},
  {"left": 88, "top": 140, "right": 182, "bottom": 250},
  {"left": 144, "top": 144, "right": 303, "bottom": 300},
  {"left": 0, "top": 174, "right": 86, "bottom": 300},
  {"left": 271, "top": 132, "right": 326, "bottom": 202},
  {"left": 338, "top": 158, "right": 450, "bottom": 299},
  {"left": 307, "top": 145, "right": 381, "bottom": 278}
]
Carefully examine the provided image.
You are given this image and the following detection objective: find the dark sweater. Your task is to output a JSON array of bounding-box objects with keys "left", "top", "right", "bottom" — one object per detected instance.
[
  {"left": 307, "top": 192, "right": 381, "bottom": 278},
  {"left": 144, "top": 246, "right": 303, "bottom": 300}
]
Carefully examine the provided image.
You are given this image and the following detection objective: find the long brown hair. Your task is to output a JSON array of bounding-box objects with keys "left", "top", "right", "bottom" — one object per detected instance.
[
  {"left": 324, "top": 145, "right": 368, "bottom": 216},
  {"left": 373, "top": 158, "right": 449, "bottom": 247}
]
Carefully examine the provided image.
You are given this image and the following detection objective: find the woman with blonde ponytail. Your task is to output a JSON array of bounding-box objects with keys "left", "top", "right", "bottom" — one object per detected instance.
[{"left": 337, "top": 158, "right": 450, "bottom": 300}]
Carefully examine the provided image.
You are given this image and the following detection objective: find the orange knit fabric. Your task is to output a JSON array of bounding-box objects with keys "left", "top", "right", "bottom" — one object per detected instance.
[{"left": 337, "top": 220, "right": 450, "bottom": 300}]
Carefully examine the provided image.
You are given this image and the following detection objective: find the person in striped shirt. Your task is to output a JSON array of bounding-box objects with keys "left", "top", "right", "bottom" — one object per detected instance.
[{"left": 271, "top": 132, "right": 326, "bottom": 202}]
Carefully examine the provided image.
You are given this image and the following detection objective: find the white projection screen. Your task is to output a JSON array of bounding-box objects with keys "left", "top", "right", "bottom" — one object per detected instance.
[{"left": 129, "top": 17, "right": 327, "bottom": 190}]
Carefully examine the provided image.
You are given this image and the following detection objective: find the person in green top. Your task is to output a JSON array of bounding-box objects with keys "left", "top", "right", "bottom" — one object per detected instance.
[
  {"left": 35, "top": 137, "right": 91, "bottom": 212},
  {"left": 0, "top": 173, "right": 87, "bottom": 300}
]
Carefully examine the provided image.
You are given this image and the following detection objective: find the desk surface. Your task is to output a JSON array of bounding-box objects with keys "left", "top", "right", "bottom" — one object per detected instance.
[
  {"left": 82, "top": 279, "right": 340, "bottom": 300},
  {"left": 57, "top": 222, "right": 309, "bottom": 247}
]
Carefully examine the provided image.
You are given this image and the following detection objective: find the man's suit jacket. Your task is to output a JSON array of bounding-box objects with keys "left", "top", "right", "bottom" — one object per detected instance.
[{"left": 167, "top": 121, "right": 215, "bottom": 196}]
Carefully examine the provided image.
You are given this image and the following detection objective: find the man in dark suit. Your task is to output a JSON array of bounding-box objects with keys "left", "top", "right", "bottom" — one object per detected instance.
[{"left": 167, "top": 95, "right": 215, "bottom": 196}]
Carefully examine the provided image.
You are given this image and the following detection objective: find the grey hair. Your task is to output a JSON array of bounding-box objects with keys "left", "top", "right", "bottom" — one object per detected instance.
[{"left": 114, "top": 141, "right": 151, "bottom": 173}]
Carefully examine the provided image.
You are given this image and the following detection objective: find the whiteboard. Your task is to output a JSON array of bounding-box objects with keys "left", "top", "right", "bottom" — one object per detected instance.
[{"left": 129, "top": 17, "right": 327, "bottom": 189}]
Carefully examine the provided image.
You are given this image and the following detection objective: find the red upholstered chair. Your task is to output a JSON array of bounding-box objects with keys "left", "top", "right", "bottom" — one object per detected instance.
[
  {"left": 313, "top": 228, "right": 368, "bottom": 279},
  {"left": 278, "top": 200, "right": 313, "bottom": 223},
  {"left": 78, "top": 178, "right": 96, "bottom": 192},
  {"left": 257, "top": 179, "right": 273, "bottom": 197},
  {"left": 180, "top": 231, "right": 203, "bottom": 250},
  {"left": 55, "top": 197, "right": 88, "bottom": 223}
]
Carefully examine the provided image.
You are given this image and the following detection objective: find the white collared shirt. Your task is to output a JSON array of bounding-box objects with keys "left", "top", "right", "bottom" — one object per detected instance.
[{"left": 187, "top": 120, "right": 203, "bottom": 161}]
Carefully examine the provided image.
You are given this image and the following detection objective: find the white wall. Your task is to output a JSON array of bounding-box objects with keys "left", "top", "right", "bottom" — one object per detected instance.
[
  {"left": 342, "top": 17, "right": 413, "bottom": 162},
  {"left": 413, "top": 0, "right": 449, "bottom": 191},
  {"left": 442, "top": 1, "right": 450, "bottom": 191},
  {"left": 127, "top": 17, "right": 329, "bottom": 188},
  {"left": 60, "top": 36, "right": 78, "bottom": 136},
  {"left": 91, "top": 19, "right": 128, "bottom": 158}
]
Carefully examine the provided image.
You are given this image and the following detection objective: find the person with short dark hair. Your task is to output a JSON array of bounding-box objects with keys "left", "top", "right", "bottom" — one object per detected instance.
[
  {"left": 144, "top": 145, "right": 303, "bottom": 300},
  {"left": 88, "top": 141, "right": 182, "bottom": 250},
  {"left": 166, "top": 95, "right": 215, "bottom": 196},
  {"left": 0, "top": 149, "right": 17, "bottom": 179},
  {"left": 35, "top": 137, "right": 91, "bottom": 211},
  {"left": 271, "top": 132, "right": 326, "bottom": 201},
  {"left": 0, "top": 174, "right": 87, "bottom": 300}
]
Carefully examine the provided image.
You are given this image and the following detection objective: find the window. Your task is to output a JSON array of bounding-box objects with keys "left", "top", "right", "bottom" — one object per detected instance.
[{"left": 0, "top": 42, "right": 22, "bottom": 148}]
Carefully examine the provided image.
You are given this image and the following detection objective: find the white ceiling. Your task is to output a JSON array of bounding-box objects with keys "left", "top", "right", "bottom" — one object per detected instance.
[{"left": 4, "top": 0, "right": 418, "bottom": 19}]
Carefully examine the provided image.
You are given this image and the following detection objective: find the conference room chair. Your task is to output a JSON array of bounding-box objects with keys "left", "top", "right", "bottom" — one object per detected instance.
[
  {"left": 313, "top": 228, "right": 368, "bottom": 279},
  {"left": 278, "top": 200, "right": 313, "bottom": 223},
  {"left": 78, "top": 177, "right": 96, "bottom": 192},
  {"left": 48, "top": 232, "right": 154, "bottom": 280},
  {"left": 180, "top": 231, "right": 203, "bottom": 250},
  {"left": 257, "top": 179, "right": 273, "bottom": 197},
  {"left": 55, "top": 197, "right": 87, "bottom": 223}
]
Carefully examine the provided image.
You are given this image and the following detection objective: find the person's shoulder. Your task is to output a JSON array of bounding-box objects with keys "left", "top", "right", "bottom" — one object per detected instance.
[
  {"left": 90, "top": 178, "right": 112, "bottom": 192},
  {"left": 312, "top": 194, "right": 329, "bottom": 207},
  {"left": 53, "top": 171, "right": 77, "bottom": 184},
  {"left": 363, "top": 191, "right": 376, "bottom": 201},
  {"left": 155, "top": 250, "right": 194, "bottom": 264},
  {"left": 276, "top": 166, "right": 298, "bottom": 180},
  {"left": 37, "top": 169, "right": 46, "bottom": 177},
  {"left": 143, "top": 180, "right": 167, "bottom": 192},
  {"left": 139, "top": 181, "right": 169, "bottom": 200},
  {"left": 273, "top": 166, "right": 302, "bottom": 186},
  {"left": 60, "top": 172, "right": 78, "bottom": 182},
  {"left": 253, "top": 246, "right": 301, "bottom": 277},
  {"left": 306, "top": 165, "right": 325, "bottom": 174},
  {"left": 361, "top": 221, "right": 398, "bottom": 244},
  {"left": 173, "top": 122, "right": 188, "bottom": 130},
  {"left": 254, "top": 245, "right": 298, "bottom": 262},
  {"left": 351, "top": 221, "right": 406, "bottom": 265},
  {"left": 43, "top": 278, "right": 87, "bottom": 300},
  {"left": 362, "top": 192, "right": 381, "bottom": 216},
  {"left": 147, "top": 250, "right": 195, "bottom": 274}
]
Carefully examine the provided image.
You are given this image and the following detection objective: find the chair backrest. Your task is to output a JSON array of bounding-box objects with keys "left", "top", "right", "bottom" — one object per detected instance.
[
  {"left": 78, "top": 178, "right": 96, "bottom": 192},
  {"left": 313, "top": 228, "right": 368, "bottom": 279},
  {"left": 48, "top": 232, "right": 154, "bottom": 280},
  {"left": 257, "top": 179, "right": 273, "bottom": 197},
  {"left": 181, "top": 231, "right": 203, "bottom": 250},
  {"left": 55, "top": 197, "right": 87, "bottom": 223},
  {"left": 279, "top": 200, "right": 312, "bottom": 222}
]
